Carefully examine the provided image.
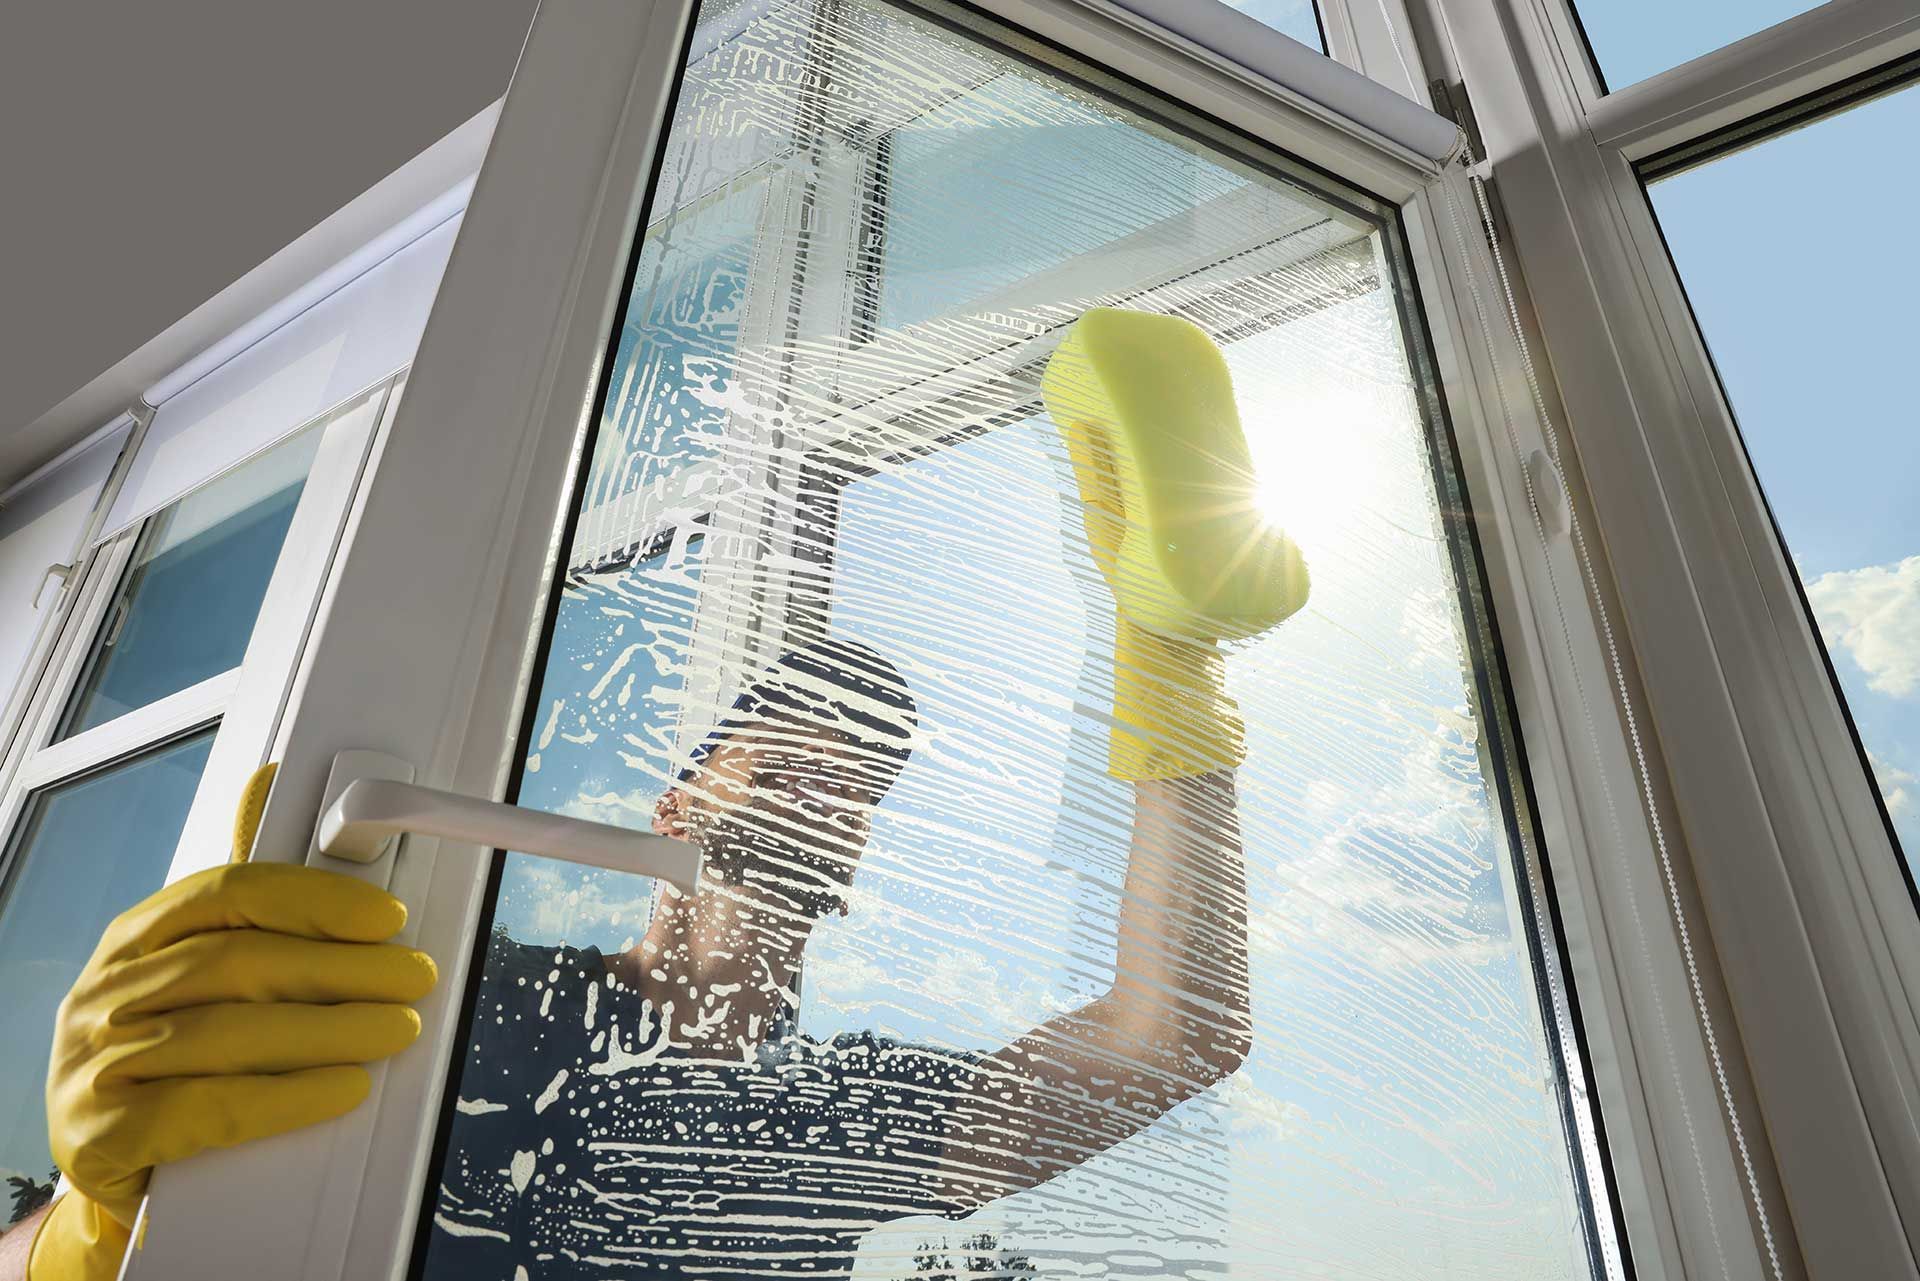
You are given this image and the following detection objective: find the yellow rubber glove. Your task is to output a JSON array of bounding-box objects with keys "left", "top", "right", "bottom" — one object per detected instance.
[
  {"left": 29, "top": 765, "right": 436, "bottom": 1281},
  {"left": 1043, "top": 309, "right": 1309, "bottom": 780}
]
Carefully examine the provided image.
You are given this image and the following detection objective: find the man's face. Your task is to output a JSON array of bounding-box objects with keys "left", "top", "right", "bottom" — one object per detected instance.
[{"left": 652, "top": 717, "right": 886, "bottom": 918}]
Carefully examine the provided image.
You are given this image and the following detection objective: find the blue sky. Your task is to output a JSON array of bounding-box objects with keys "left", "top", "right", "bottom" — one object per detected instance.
[
  {"left": 1648, "top": 80, "right": 1920, "bottom": 867},
  {"left": 1218, "top": 0, "right": 1323, "bottom": 52},
  {"left": 1573, "top": 0, "right": 1822, "bottom": 89}
]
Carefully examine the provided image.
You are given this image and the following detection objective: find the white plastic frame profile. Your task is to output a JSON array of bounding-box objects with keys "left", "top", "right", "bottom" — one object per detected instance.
[
  {"left": 124, "top": 4, "right": 699, "bottom": 1278},
  {"left": 0, "top": 384, "right": 391, "bottom": 927},
  {"left": 960, "top": 0, "right": 1459, "bottom": 203},
  {"left": 1396, "top": 149, "right": 1734, "bottom": 1281},
  {"left": 1099, "top": 0, "right": 1464, "bottom": 160},
  {"left": 1357, "top": 0, "right": 1920, "bottom": 1276},
  {"left": 1307, "top": 3, "right": 1753, "bottom": 1275},
  {"left": 1550, "top": 0, "right": 1920, "bottom": 158},
  {"left": 162, "top": 381, "right": 394, "bottom": 884}
]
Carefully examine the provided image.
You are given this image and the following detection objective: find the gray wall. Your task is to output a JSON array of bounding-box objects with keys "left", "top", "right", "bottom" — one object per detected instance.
[{"left": 0, "top": 0, "right": 538, "bottom": 482}]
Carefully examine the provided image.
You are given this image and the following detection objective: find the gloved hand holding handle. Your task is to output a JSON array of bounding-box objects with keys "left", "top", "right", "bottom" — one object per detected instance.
[
  {"left": 1042, "top": 307, "right": 1309, "bottom": 780},
  {"left": 23, "top": 765, "right": 437, "bottom": 1281}
]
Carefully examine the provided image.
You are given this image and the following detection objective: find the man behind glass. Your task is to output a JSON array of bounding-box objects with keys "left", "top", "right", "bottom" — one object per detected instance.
[{"left": 422, "top": 633, "right": 1255, "bottom": 1277}]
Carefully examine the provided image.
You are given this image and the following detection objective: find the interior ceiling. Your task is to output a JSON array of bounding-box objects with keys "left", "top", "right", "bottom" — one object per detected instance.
[{"left": 0, "top": 0, "right": 539, "bottom": 486}]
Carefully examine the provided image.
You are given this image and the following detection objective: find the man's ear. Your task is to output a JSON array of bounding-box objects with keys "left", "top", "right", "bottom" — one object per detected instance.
[{"left": 653, "top": 788, "right": 693, "bottom": 838}]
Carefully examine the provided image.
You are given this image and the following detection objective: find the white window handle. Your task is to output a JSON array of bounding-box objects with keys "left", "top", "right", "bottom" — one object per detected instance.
[{"left": 317, "top": 773, "right": 701, "bottom": 890}]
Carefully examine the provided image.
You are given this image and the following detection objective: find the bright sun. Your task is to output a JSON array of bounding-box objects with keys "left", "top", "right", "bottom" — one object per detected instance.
[{"left": 1245, "top": 382, "right": 1387, "bottom": 556}]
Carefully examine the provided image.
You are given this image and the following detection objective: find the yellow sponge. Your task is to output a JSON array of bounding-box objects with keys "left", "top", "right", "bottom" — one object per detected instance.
[{"left": 1042, "top": 308, "right": 1308, "bottom": 643}]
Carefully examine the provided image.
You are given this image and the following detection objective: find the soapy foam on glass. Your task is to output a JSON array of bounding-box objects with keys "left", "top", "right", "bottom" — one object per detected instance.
[{"left": 418, "top": 1, "right": 1605, "bottom": 1278}]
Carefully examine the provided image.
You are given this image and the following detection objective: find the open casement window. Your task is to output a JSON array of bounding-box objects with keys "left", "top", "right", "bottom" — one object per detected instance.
[
  {"left": 120, "top": 2, "right": 1794, "bottom": 1279},
  {"left": 0, "top": 381, "right": 394, "bottom": 1222},
  {"left": 1319, "top": 0, "right": 1920, "bottom": 1276}
]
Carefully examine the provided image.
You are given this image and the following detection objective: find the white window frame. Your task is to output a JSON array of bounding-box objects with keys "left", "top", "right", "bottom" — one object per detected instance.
[
  {"left": 0, "top": 534, "right": 229, "bottom": 837},
  {"left": 1314, "top": 0, "right": 1920, "bottom": 1278},
  {"left": 0, "top": 381, "right": 394, "bottom": 1236},
  {"left": 114, "top": 1, "right": 1920, "bottom": 1279},
  {"left": 0, "top": 384, "right": 396, "bottom": 907}
]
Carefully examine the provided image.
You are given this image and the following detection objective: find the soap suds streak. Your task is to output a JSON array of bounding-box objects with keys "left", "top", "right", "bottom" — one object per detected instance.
[{"left": 419, "top": 0, "right": 1605, "bottom": 1277}]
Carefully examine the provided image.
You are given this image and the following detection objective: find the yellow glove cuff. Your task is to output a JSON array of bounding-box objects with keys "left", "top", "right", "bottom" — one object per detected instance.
[
  {"left": 28, "top": 1193, "right": 132, "bottom": 1281},
  {"left": 1109, "top": 614, "right": 1244, "bottom": 782}
]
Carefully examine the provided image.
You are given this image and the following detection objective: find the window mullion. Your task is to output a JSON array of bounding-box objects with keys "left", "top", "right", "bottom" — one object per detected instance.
[{"left": 1384, "top": 0, "right": 1920, "bottom": 1275}]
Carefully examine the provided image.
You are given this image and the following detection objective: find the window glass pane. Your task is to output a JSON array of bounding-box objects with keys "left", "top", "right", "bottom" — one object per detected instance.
[
  {"left": 575, "top": 188, "right": 757, "bottom": 552},
  {"left": 1646, "top": 81, "right": 1920, "bottom": 873},
  {"left": 880, "top": 76, "right": 1249, "bottom": 331},
  {"left": 1220, "top": 0, "right": 1325, "bottom": 54},
  {"left": 58, "top": 425, "right": 323, "bottom": 739},
  {"left": 490, "top": 530, "right": 708, "bottom": 945},
  {"left": 418, "top": 2, "right": 1617, "bottom": 1278},
  {"left": 0, "top": 729, "right": 216, "bottom": 1208},
  {"left": 1570, "top": 0, "right": 1821, "bottom": 92}
]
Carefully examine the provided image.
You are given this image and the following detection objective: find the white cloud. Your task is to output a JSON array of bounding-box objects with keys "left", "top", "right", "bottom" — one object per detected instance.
[
  {"left": 1217, "top": 1072, "right": 1310, "bottom": 1146},
  {"left": 1807, "top": 555, "right": 1920, "bottom": 698},
  {"left": 1249, "top": 721, "right": 1505, "bottom": 973},
  {"left": 507, "top": 856, "right": 659, "bottom": 944},
  {"left": 1868, "top": 752, "right": 1916, "bottom": 820}
]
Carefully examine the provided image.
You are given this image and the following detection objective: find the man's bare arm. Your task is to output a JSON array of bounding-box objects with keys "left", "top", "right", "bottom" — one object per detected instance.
[
  {"left": 0, "top": 1202, "right": 51, "bottom": 1279},
  {"left": 934, "top": 770, "right": 1250, "bottom": 1209}
]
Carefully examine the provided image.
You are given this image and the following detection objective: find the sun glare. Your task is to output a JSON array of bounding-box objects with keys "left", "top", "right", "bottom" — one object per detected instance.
[{"left": 1245, "top": 382, "right": 1387, "bottom": 559}]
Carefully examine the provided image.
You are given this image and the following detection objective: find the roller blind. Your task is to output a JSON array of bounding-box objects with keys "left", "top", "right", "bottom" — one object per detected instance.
[
  {"left": 1108, "top": 0, "right": 1462, "bottom": 162},
  {"left": 97, "top": 212, "right": 459, "bottom": 543}
]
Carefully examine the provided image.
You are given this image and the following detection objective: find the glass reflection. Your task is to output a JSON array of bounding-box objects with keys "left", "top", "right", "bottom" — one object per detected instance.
[
  {"left": 418, "top": 1, "right": 1609, "bottom": 1277},
  {"left": 0, "top": 730, "right": 216, "bottom": 1196},
  {"left": 59, "top": 428, "right": 322, "bottom": 738}
]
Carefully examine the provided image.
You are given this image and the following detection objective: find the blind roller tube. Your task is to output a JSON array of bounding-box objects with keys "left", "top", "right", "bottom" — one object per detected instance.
[
  {"left": 1106, "top": 0, "right": 1464, "bottom": 164},
  {"left": 99, "top": 210, "right": 460, "bottom": 544}
]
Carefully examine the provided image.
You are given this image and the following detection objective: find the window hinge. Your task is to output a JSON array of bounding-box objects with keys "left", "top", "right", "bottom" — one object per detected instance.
[
  {"left": 1471, "top": 172, "right": 1511, "bottom": 250},
  {"left": 1428, "top": 77, "right": 1488, "bottom": 168},
  {"left": 1426, "top": 77, "right": 1508, "bottom": 248}
]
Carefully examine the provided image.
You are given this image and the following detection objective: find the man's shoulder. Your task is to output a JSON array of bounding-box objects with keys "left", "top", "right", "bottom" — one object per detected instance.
[
  {"left": 483, "top": 931, "right": 601, "bottom": 977},
  {"left": 462, "top": 933, "right": 633, "bottom": 1069},
  {"left": 789, "top": 1027, "right": 982, "bottom": 1091}
]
